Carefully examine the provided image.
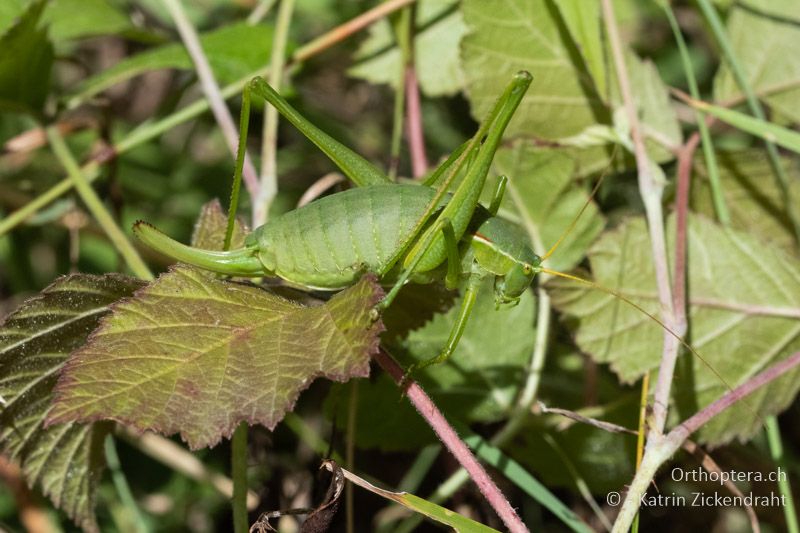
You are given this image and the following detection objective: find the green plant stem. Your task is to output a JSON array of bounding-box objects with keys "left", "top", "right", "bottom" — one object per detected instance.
[
  {"left": 695, "top": 0, "right": 800, "bottom": 245},
  {"left": 1, "top": 0, "right": 417, "bottom": 239},
  {"left": 255, "top": 0, "right": 296, "bottom": 226},
  {"left": 231, "top": 423, "right": 248, "bottom": 533},
  {"left": 346, "top": 381, "right": 358, "bottom": 533},
  {"left": 388, "top": 6, "right": 412, "bottom": 180},
  {"left": 104, "top": 435, "right": 149, "bottom": 533},
  {"left": 45, "top": 127, "right": 153, "bottom": 280},
  {"left": 765, "top": 416, "right": 800, "bottom": 533},
  {"left": 659, "top": 1, "right": 729, "bottom": 225}
]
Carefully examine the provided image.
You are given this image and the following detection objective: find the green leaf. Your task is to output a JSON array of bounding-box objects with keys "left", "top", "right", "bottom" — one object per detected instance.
[
  {"left": 0, "top": 0, "right": 53, "bottom": 113},
  {"left": 66, "top": 22, "right": 276, "bottom": 109},
  {"left": 493, "top": 144, "right": 605, "bottom": 272},
  {"left": 554, "top": 0, "right": 606, "bottom": 99},
  {"left": 41, "top": 0, "right": 133, "bottom": 42},
  {"left": 0, "top": 274, "right": 145, "bottom": 531},
  {"left": 713, "top": 0, "right": 800, "bottom": 123},
  {"left": 189, "top": 199, "right": 249, "bottom": 250},
  {"left": 460, "top": 0, "right": 607, "bottom": 140},
  {"left": 349, "top": 0, "right": 467, "bottom": 97},
  {"left": 691, "top": 149, "right": 800, "bottom": 255},
  {"left": 403, "top": 278, "right": 535, "bottom": 422},
  {"left": 622, "top": 52, "right": 683, "bottom": 160},
  {"left": 460, "top": 0, "right": 679, "bottom": 160},
  {"left": 0, "top": 0, "right": 27, "bottom": 36},
  {"left": 548, "top": 214, "right": 800, "bottom": 445},
  {"left": 48, "top": 269, "right": 384, "bottom": 449}
]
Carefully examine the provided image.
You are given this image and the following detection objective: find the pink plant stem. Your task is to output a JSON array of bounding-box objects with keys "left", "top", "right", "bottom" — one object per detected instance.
[
  {"left": 672, "top": 132, "right": 701, "bottom": 333},
  {"left": 373, "top": 349, "right": 528, "bottom": 533},
  {"left": 405, "top": 66, "right": 428, "bottom": 177},
  {"left": 671, "top": 351, "right": 800, "bottom": 441}
]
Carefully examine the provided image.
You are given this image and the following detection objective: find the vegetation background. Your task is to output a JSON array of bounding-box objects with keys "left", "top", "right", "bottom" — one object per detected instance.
[{"left": 0, "top": 0, "right": 799, "bottom": 531}]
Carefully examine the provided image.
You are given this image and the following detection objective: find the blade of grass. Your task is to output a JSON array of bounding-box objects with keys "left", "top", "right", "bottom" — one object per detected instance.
[
  {"left": 631, "top": 371, "right": 650, "bottom": 533},
  {"left": 104, "top": 435, "right": 148, "bottom": 533},
  {"left": 324, "top": 461, "right": 500, "bottom": 533},
  {"left": 658, "top": 0, "right": 729, "bottom": 224},
  {"left": 394, "top": 428, "right": 593, "bottom": 533},
  {"left": 685, "top": 98, "right": 800, "bottom": 154},
  {"left": 695, "top": 0, "right": 800, "bottom": 245},
  {"left": 45, "top": 127, "right": 153, "bottom": 280},
  {"left": 542, "top": 434, "right": 611, "bottom": 532},
  {"left": 376, "top": 445, "right": 440, "bottom": 532},
  {"left": 765, "top": 417, "right": 800, "bottom": 533}
]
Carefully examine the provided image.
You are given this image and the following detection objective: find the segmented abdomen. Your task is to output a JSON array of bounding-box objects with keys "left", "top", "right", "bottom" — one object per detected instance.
[{"left": 252, "top": 184, "right": 437, "bottom": 289}]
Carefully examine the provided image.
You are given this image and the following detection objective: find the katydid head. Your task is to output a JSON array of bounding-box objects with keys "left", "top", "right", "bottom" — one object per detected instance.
[
  {"left": 467, "top": 210, "right": 542, "bottom": 307},
  {"left": 493, "top": 257, "right": 541, "bottom": 307}
]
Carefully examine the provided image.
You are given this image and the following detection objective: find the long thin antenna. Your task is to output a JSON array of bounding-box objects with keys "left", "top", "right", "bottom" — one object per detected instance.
[
  {"left": 539, "top": 267, "right": 741, "bottom": 400},
  {"left": 542, "top": 146, "right": 619, "bottom": 261}
]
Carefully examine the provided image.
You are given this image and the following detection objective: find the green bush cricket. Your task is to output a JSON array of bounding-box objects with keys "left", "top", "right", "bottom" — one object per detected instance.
[
  {"left": 135, "top": 72, "right": 543, "bottom": 375},
  {"left": 133, "top": 70, "right": 723, "bottom": 384}
]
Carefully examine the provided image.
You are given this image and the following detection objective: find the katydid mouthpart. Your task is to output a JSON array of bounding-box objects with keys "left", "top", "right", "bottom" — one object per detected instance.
[{"left": 133, "top": 70, "right": 727, "bottom": 387}]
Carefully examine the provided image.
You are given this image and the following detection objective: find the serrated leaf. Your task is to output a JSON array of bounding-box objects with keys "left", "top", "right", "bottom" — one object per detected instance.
[
  {"left": 0, "top": 274, "right": 145, "bottom": 531},
  {"left": 66, "top": 22, "right": 276, "bottom": 108},
  {"left": 493, "top": 144, "right": 606, "bottom": 272},
  {"left": 460, "top": 0, "right": 607, "bottom": 140},
  {"left": 548, "top": 214, "right": 800, "bottom": 445},
  {"left": 403, "top": 278, "right": 535, "bottom": 422},
  {"left": 691, "top": 149, "right": 800, "bottom": 255},
  {"left": 48, "top": 268, "right": 384, "bottom": 449},
  {"left": 349, "top": 0, "right": 467, "bottom": 97},
  {"left": 713, "top": 0, "right": 800, "bottom": 123},
  {"left": 189, "top": 199, "right": 248, "bottom": 250},
  {"left": 460, "top": 0, "right": 679, "bottom": 161},
  {"left": 0, "top": 0, "right": 53, "bottom": 113}
]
